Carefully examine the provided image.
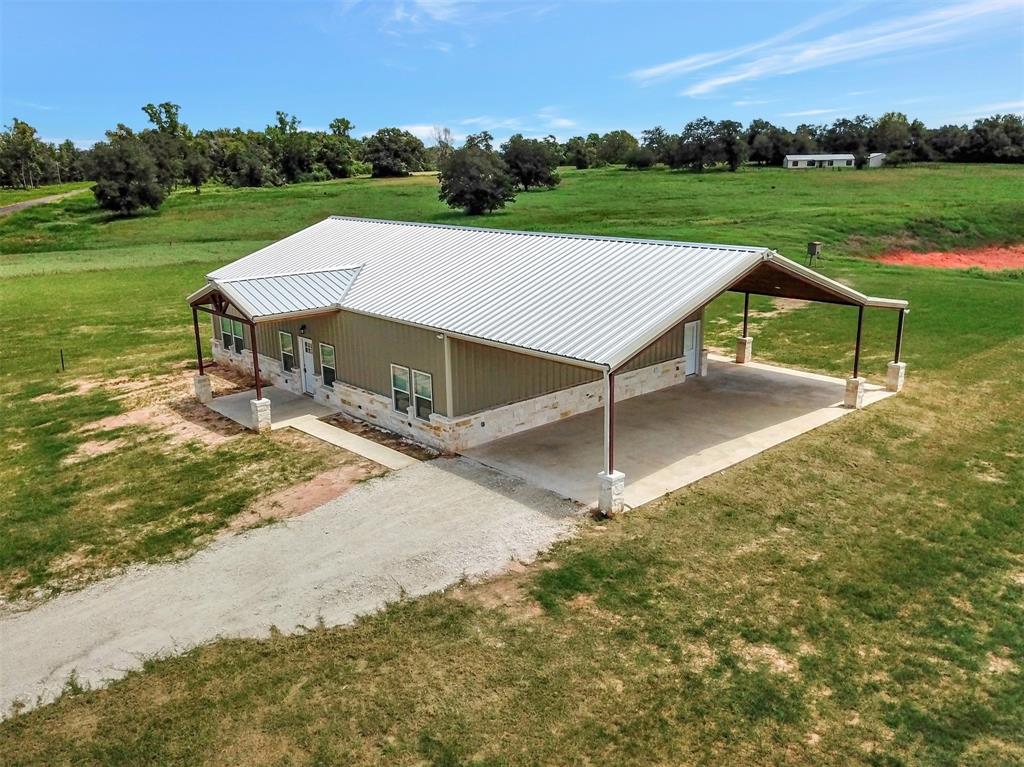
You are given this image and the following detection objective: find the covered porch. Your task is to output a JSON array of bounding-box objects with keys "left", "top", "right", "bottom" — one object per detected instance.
[
  {"left": 208, "top": 386, "right": 338, "bottom": 431},
  {"left": 465, "top": 354, "right": 893, "bottom": 509}
]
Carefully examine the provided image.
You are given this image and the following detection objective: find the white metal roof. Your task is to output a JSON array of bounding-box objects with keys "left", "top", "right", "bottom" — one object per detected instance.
[
  {"left": 209, "top": 268, "right": 362, "bottom": 320},
  {"left": 197, "top": 216, "right": 905, "bottom": 369},
  {"left": 784, "top": 154, "right": 856, "bottom": 161}
]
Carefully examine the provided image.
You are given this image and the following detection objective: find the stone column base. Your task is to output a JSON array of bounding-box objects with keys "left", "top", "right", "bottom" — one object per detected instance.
[
  {"left": 193, "top": 373, "right": 212, "bottom": 404},
  {"left": 597, "top": 470, "right": 626, "bottom": 516},
  {"left": 699, "top": 348, "right": 709, "bottom": 377},
  {"left": 735, "top": 336, "right": 753, "bottom": 364},
  {"left": 844, "top": 377, "right": 866, "bottom": 409},
  {"left": 886, "top": 361, "right": 907, "bottom": 392},
  {"left": 250, "top": 398, "right": 272, "bottom": 434}
]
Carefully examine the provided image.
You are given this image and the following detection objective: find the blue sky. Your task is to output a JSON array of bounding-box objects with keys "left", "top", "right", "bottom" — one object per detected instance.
[{"left": 2, "top": 0, "right": 1022, "bottom": 147}]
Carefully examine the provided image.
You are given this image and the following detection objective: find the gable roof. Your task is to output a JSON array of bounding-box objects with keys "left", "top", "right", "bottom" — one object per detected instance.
[{"left": 192, "top": 216, "right": 906, "bottom": 370}]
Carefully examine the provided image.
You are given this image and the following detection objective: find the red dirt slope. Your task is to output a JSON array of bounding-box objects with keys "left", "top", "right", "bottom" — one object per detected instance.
[{"left": 877, "top": 245, "right": 1024, "bottom": 271}]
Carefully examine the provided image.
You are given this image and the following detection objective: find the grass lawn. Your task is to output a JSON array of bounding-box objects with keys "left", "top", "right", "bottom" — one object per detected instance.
[
  {"left": 1, "top": 164, "right": 1022, "bottom": 764},
  {"left": 0, "top": 181, "right": 92, "bottom": 207}
]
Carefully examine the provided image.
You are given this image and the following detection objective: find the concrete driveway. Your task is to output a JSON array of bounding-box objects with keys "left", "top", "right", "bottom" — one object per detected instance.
[
  {"left": 0, "top": 458, "right": 579, "bottom": 716},
  {"left": 466, "top": 355, "right": 892, "bottom": 508}
]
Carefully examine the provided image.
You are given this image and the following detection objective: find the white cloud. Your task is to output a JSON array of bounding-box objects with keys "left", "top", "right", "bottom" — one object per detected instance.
[
  {"left": 675, "top": 0, "right": 1021, "bottom": 97},
  {"left": 627, "top": 5, "right": 857, "bottom": 85},
  {"left": 946, "top": 99, "right": 1024, "bottom": 121},
  {"left": 426, "top": 39, "right": 453, "bottom": 53},
  {"left": 781, "top": 107, "right": 851, "bottom": 117},
  {"left": 733, "top": 99, "right": 775, "bottom": 107}
]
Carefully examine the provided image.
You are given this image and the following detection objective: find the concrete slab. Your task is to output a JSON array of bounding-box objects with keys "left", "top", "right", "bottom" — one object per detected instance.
[
  {"left": 464, "top": 355, "right": 892, "bottom": 509},
  {"left": 208, "top": 386, "right": 337, "bottom": 430},
  {"left": 289, "top": 415, "right": 419, "bottom": 470}
]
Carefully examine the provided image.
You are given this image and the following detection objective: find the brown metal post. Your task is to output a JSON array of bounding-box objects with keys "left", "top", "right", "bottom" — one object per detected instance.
[
  {"left": 742, "top": 292, "right": 750, "bottom": 337},
  {"left": 893, "top": 309, "right": 905, "bottom": 364},
  {"left": 853, "top": 305, "right": 864, "bottom": 379},
  {"left": 249, "top": 323, "right": 262, "bottom": 400},
  {"left": 191, "top": 307, "right": 205, "bottom": 375}
]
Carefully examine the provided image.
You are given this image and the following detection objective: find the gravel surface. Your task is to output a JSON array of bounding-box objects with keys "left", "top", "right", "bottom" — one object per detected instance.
[{"left": 0, "top": 458, "right": 580, "bottom": 716}]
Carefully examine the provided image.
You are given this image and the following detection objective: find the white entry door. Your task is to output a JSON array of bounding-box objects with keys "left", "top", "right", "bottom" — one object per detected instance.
[
  {"left": 683, "top": 320, "right": 701, "bottom": 375},
  {"left": 300, "top": 337, "right": 316, "bottom": 395}
]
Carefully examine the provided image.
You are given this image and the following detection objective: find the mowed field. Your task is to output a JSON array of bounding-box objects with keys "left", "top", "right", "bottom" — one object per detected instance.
[{"left": 1, "top": 164, "right": 1022, "bottom": 765}]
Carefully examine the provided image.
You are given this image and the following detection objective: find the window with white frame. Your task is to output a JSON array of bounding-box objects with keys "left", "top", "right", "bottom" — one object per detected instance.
[
  {"left": 846, "top": 159, "right": 853, "bottom": 166},
  {"left": 280, "top": 331, "right": 294, "bottom": 372},
  {"left": 221, "top": 316, "right": 244, "bottom": 353},
  {"left": 412, "top": 369, "right": 433, "bottom": 421},
  {"left": 391, "top": 364, "right": 411, "bottom": 414},
  {"left": 319, "top": 343, "right": 336, "bottom": 387}
]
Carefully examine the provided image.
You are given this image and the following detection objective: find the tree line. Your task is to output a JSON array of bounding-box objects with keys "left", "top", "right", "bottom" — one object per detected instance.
[{"left": 1, "top": 104, "right": 1020, "bottom": 216}]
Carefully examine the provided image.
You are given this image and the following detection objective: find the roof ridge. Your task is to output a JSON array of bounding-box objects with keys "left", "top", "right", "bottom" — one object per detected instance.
[
  {"left": 325, "top": 215, "right": 767, "bottom": 253},
  {"left": 217, "top": 265, "right": 363, "bottom": 282}
]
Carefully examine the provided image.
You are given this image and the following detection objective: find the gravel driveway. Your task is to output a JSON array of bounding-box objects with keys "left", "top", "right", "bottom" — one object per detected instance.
[{"left": 0, "top": 458, "right": 580, "bottom": 715}]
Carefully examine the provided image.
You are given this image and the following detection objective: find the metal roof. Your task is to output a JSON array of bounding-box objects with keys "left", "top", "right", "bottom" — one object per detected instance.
[
  {"left": 211, "top": 268, "right": 361, "bottom": 320},
  {"left": 785, "top": 154, "right": 856, "bottom": 161},
  {"left": 198, "top": 216, "right": 905, "bottom": 370}
]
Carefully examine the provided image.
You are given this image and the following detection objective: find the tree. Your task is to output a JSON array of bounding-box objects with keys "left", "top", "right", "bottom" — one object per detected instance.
[
  {"left": 364, "top": 127, "right": 427, "bottom": 177},
  {"left": 640, "top": 126, "right": 674, "bottom": 164},
  {"left": 265, "top": 111, "right": 314, "bottom": 183},
  {"left": 965, "top": 114, "right": 1024, "bottom": 162},
  {"left": 870, "top": 112, "right": 912, "bottom": 154},
  {"left": 183, "top": 140, "right": 211, "bottom": 192},
  {"left": 624, "top": 146, "right": 656, "bottom": 169},
  {"left": 928, "top": 124, "right": 969, "bottom": 161},
  {"left": 89, "top": 125, "right": 166, "bottom": 215},
  {"left": 141, "top": 102, "right": 189, "bottom": 190},
  {"left": 597, "top": 130, "right": 639, "bottom": 165},
  {"left": 563, "top": 136, "right": 596, "bottom": 169},
  {"left": 438, "top": 133, "right": 517, "bottom": 214},
  {"left": 0, "top": 118, "right": 45, "bottom": 187},
  {"left": 500, "top": 134, "right": 560, "bottom": 190},
  {"left": 671, "top": 117, "right": 721, "bottom": 172},
  {"left": 715, "top": 119, "right": 748, "bottom": 171}
]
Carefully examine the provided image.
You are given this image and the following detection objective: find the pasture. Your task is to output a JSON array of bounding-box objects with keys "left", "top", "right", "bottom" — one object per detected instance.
[{"left": 0, "top": 164, "right": 1022, "bottom": 765}]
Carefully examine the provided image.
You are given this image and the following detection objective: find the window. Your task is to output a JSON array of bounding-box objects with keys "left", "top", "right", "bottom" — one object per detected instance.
[
  {"left": 221, "top": 316, "right": 244, "bottom": 353},
  {"left": 827, "top": 160, "right": 834, "bottom": 167},
  {"left": 846, "top": 159, "right": 853, "bottom": 166},
  {"left": 412, "top": 370, "right": 433, "bottom": 421},
  {"left": 319, "top": 343, "right": 336, "bottom": 387},
  {"left": 807, "top": 160, "right": 816, "bottom": 167},
  {"left": 391, "top": 364, "right": 410, "bottom": 414},
  {"left": 280, "top": 332, "right": 294, "bottom": 372}
]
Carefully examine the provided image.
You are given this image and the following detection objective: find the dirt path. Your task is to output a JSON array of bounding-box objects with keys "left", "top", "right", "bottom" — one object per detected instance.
[
  {"left": 0, "top": 187, "right": 90, "bottom": 217},
  {"left": 0, "top": 458, "right": 580, "bottom": 716}
]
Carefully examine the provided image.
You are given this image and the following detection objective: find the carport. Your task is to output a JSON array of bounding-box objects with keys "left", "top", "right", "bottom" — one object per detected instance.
[
  {"left": 465, "top": 253, "right": 909, "bottom": 515},
  {"left": 465, "top": 355, "right": 892, "bottom": 509}
]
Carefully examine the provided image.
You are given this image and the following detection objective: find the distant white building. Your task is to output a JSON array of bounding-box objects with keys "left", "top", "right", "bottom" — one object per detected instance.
[
  {"left": 784, "top": 154, "right": 856, "bottom": 169},
  {"left": 867, "top": 152, "right": 887, "bottom": 167}
]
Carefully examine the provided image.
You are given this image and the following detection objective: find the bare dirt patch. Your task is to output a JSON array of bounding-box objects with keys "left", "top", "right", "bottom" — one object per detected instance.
[
  {"left": 71, "top": 368, "right": 249, "bottom": 459},
  {"left": 451, "top": 560, "right": 544, "bottom": 621},
  {"left": 323, "top": 413, "right": 441, "bottom": 461},
  {"left": 877, "top": 245, "right": 1024, "bottom": 271},
  {"left": 226, "top": 461, "right": 386, "bottom": 532},
  {"left": 731, "top": 639, "right": 799, "bottom": 676}
]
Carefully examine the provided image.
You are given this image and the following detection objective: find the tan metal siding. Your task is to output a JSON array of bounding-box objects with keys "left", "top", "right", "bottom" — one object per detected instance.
[
  {"left": 617, "top": 307, "right": 703, "bottom": 372},
  {"left": 450, "top": 339, "right": 600, "bottom": 416},
  {"left": 252, "top": 311, "right": 448, "bottom": 416}
]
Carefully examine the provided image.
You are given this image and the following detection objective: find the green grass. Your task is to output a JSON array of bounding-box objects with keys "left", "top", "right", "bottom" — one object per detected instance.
[
  {"left": 0, "top": 181, "right": 91, "bottom": 207},
  {"left": 1, "top": 164, "right": 1022, "bottom": 764}
]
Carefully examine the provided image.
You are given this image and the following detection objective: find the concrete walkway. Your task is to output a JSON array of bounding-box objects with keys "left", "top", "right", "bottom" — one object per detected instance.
[
  {"left": 466, "top": 355, "right": 892, "bottom": 508},
  {"left": 0, "top": 458, "right": 579, "bottom": 716},
  {"left": 289, "top": 415, "right": 418, "bottom": 470}
]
